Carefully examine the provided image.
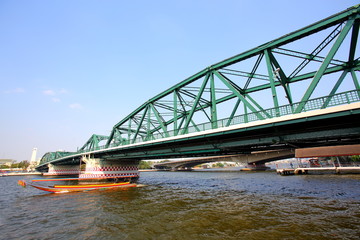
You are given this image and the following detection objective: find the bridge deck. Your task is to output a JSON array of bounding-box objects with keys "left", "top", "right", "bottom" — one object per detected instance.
[
  {"left": 37, "top": 5, "right": 360, "bottom": 172},
  {"left": 38, "top": 102, "right": 360, "bottom": 169}
]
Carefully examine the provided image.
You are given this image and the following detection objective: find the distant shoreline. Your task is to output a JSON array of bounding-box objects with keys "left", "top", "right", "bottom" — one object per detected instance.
[{"left": 0, "top": 172, "right": 42, "bottom": 177}]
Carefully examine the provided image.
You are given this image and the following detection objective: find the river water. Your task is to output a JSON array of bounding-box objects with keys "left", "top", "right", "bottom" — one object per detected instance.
[{"left": 1, "top": 171, "right": 360, "bottom": 240}]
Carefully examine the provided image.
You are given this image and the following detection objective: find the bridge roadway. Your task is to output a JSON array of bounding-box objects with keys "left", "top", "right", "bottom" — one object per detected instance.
[{"left": 37, "top": 102, "right": 360, "bottom": 171}]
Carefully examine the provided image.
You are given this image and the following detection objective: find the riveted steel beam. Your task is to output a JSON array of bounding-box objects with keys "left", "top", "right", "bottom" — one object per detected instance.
[
  {"left": 39, "top": 6, "right": 360, "bottom": 168},
  {"left": 296, "top": 18, "right": 356, "bottom": 113}
]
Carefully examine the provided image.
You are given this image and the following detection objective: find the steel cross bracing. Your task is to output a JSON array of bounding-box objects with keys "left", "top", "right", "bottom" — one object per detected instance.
[
  {"left": 105, "top": 5, "right": 360, "bottom": 147},
  {"left": 39, "top": 5, "right": 360, "bottom": 166},
  {"left": 79, "top": 134, "right": 109, "bottom": 152}
]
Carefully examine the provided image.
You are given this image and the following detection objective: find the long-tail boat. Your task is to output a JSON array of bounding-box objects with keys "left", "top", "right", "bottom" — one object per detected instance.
[{"left": 18, "top": 178, "right": 137, "bottom": 193}]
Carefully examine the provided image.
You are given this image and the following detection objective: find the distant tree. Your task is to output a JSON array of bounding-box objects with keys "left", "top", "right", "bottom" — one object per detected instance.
[
  {"left": 351, "top": 155, "right": 360, "bottom": 162},
  {"left": 212, "top": 162, "right": 224, "bottom": 168},
  {"left": 216, "top": 162, "right": 224, "bottom": 168},
  {"left": 159, "top": 160, "right": 171, "bottom": 163},
  {"left": 18, "top": 160, "right": 30, "bottom": 170},
  {"left": 329, "top": 156, "right": 360, "bottom": 165},
  {"left": 11, "top": 163, "right": 19, "bottom": 168},
  {"left": 139, "top": 161, "right": 152, "bottom": 169}
]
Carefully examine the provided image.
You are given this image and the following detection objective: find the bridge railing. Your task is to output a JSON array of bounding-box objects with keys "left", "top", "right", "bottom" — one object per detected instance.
[
  {"left": 39, "top": 90, "right": 360, "bottom": 165},
  {"left": 76, "top": 90, "right": 360, "bottom": 152},
  {"left": 111, "top": 89, "right": 360, "bottom": 146}
]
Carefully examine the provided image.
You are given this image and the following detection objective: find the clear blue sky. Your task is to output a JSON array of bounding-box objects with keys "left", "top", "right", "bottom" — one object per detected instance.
[{"left": 0, "top": 0, "right": 358, "bottom": 161}]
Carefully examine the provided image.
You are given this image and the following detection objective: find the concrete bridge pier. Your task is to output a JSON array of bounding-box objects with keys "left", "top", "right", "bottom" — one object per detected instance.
[
  {"left": 79, "top": 155, "right": 139, "bottom": 182},
  {"left": 242, "top": 163, "right": 270, "bottom": 171},
  {"left": 43, "top": 163, "right": 80, "bottom": 176}
]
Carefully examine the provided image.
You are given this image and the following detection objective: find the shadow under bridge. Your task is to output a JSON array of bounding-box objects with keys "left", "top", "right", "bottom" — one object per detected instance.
[{"left": 153, "top": 149, "right": 295, "bottom": 170}]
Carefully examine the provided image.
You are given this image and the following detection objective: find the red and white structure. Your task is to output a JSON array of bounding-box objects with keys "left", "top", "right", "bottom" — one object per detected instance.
[
  {"left": 43, "top": 163, "right": 80, "bottom": 176},
  {"left": 79, "top": 156, "right": 139, "bottom": 180}
]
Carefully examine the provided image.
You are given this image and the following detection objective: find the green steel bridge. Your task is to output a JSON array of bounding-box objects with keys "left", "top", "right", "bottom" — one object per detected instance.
[{"left": 36, "top": 5, "right": 360, "bottom": 172}]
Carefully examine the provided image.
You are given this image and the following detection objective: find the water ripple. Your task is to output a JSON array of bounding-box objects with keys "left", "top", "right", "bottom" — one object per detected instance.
[{"left": 2, "top": 172, "right": 360, "bottom": 239}]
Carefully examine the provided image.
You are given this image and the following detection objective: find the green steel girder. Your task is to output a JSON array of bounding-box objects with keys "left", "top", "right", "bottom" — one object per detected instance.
[
  {"left": 245, "top": 93, "right": 271, "bottom": 118},
  {"left": 226, "top": 98, "right": 241, "bottom": 126},
  {"left": 210, "top": 73, "right": 218, "bottom": 129},
  {"left": 178, "top": 88, "right": 212, "bottom": 122},
  {"left": 265, "top": 50, "right": 293, "bottom": 104},
  {"left": 220, "top": 68, "right": 270, "bottom": 82},
  {"left": 132, "top": 106, "right": 148, "bottom": 144},
  {"left": 352, "top": 70, "right": 360, "bottom": 91},
  {"left": 85, "top": 6, "right": 360, "bottom": 153},
  {"left": 117, "top": 127, "right": 147, "bottom": 135},
  {"left": 153, "top": 102, "right": 183, "bottom": 113},
  {"left": 295, "top": 18, "right": 356, "bottom": 113},
  {"left": 184, "top": 86, "right": 232, "bottom": 94},
  {"left": 219, "top": 63, "right": 357, "bottom": 97},
  {"left": 349, "top": 19, "right": 359, "bottom": 62},
  {"left": 148, "top": 70, "right": 273, "bottom": 135},
  {"left": 273, "top": 48, "right": 346, "bottom": 66},
  {"left": 79, "top": 134, "right": 109, "bottom": 151},
  {"left": 213, "top": 70, "right": 266, "bottom": 120},
  {"left": 38, "top": 151, "right": 77, "bottom": 166},
  {"left": 149, "top": 103, "right": 170, "bottom": 138},
  {"left": 264, "top": 49, "right": 280, "bottom": 111},
  {"left": 37, "top": 97, "right": 360, "bottom": 169},
  {"left": 245, "top": 53, "right": 265, "bottom": 89},
  {"left": 322, "top": 70, "right": 350, "bottom": 108},
  {"left": 288, "top": 22, "right": 345, "bottom": 78},
  {"left": 181, "top": 73, "right": 210, "bottom": 134},
  {"left": 210, "top": 5, "right": 360, "bottom": 70},
  {"left": 178, "top": 89, "right": 210, "bottom": 106},
  {"left": 173, "top": 90, "right": 178, "bottom": 132},
  {"left": 100, "top": 108, "right": 360, "bottom": 161}
]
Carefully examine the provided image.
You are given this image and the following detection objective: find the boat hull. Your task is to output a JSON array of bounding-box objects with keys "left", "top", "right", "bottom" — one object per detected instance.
[{"left": 28, "top": 182, "right": 137, "bottom": 193}]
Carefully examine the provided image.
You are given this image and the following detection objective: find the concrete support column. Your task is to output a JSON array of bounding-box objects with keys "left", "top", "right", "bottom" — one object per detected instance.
[
  {"left": 244, "top": 163, "right": 270, "bottom": 171},
  {"left": 79, "top": 156, "right": 139, "bottom": 180},
  {"left": 44, "top": 163, "right": 80, "bottom": 176}
]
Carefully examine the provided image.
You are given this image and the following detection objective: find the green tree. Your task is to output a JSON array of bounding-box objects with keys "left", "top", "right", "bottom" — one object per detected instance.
[
  {"left": 216, "top": 162, "right": 224, "bottom": 168},
  {"left": 11, "top": 163, "right": 19, "bottom": 168},
  {"left": 139, "top": 161, "right": 152, "bottom": 169},
  {"left": 18, "top": 160, "right": 30, "bottom": 170},
  {"left": 0, "top": 165, "right": 8, "bottom": 169},
  {"left": 212, "top": 162, "right": 224, "bottom": 168},
  {"left": 159, "top": 160, "right": 170, "bottom": 163}
]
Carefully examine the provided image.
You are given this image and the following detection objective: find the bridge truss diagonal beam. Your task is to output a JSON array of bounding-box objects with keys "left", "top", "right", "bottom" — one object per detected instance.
[
  {"left": 38, "top": 5, "right": 360, "bottom": 168},
  {"left": 103, "top": 4, "right": 359, "bottom": 148}
]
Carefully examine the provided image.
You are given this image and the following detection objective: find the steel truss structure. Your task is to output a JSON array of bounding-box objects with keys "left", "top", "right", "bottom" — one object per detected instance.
[
  {"left": 105, "top": 5, "right": 359, "bottom": 149},
  {"left": 79, "top": 134, "right": 109, "bottom": 152},
  {"left": 39, "top": 5, "right": 360, "bottom": 166}
]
